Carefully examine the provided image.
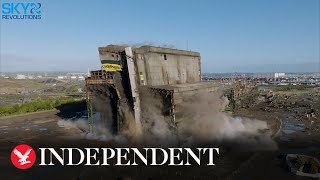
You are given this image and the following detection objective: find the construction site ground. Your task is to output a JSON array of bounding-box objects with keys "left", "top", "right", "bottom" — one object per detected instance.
[{"left": 0, "top": 86, "right": 319, "bottom": 179}]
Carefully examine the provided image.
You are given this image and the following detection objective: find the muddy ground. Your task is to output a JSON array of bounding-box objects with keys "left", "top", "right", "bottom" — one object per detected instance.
[{"left": 0, "top": 87, "right": 319, "bottom": 179}]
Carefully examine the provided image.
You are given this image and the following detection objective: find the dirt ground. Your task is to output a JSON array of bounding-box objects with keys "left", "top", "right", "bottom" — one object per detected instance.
[
  {"left": 0, "top": 86, "right": 319, "bottom": 179},
  {"left": 0, "top": 111, "right": 316, "bottom": 180},
  {"left": 0, "top": 79, "right": 82, "bottom": 106},
  {"left": 233, "top": 86, "right": 320, "bottom": 179}
]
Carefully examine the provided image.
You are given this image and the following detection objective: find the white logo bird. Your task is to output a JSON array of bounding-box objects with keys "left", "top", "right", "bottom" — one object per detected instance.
[{"left": 13, "top": 148, "right": 32, "bottom": 165}]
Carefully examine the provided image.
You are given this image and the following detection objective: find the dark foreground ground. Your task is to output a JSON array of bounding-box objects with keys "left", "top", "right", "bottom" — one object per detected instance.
[{"left": 0, "top": 108, "right": 319, "bottom": 180}]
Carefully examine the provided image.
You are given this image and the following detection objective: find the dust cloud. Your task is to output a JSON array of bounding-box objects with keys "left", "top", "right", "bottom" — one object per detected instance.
[
  {"left": 57, "top": 116, "right": 128, "bottom": 144},
  {"left": 138, "top": 88, "right": 177, "bottom": 146},
  {"left": 58, "top": 90, "right": 277, "bottom": 150},
  {"left": 176, "top": 92, "right": 277, "bottom": 150},
  {"left": 137, "top": 90, "right": 277, "bottom": 150},
  {"left": 57, "top": 93, "right": 129, "bottom": 144}
]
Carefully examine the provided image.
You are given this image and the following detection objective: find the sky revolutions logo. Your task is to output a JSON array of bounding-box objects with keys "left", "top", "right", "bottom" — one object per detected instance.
[
  {"left": 11, "top": 144, "right": 36, "bottom": 169},
  {"left": 1, "top": 2, "right": 42, "bottom": 20}
]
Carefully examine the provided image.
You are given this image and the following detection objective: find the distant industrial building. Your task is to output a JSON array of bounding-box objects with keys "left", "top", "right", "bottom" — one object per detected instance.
[
  {"left": 15, "top": 74, "right": 27, "bottom": 79},
  {"left": 274, "top": 73, "right": 285, "bottom": 78},
  {"left": 253, "top": 72, "right": 285, "bottom": 79}
]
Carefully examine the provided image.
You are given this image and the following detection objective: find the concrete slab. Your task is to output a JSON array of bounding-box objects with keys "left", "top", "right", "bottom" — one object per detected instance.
[{"left": 148, "top": 82, "right": 220, "bottom": 93}]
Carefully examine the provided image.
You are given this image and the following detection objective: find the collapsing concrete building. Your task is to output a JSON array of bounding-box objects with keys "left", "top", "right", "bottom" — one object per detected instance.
[{"left": 85, "top": 45, "right": 219, "bottom": 134}]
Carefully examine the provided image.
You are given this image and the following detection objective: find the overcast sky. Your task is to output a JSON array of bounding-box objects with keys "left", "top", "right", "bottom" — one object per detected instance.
[{"left": 0, "top": 0, "right": 319, "bottom": 73}]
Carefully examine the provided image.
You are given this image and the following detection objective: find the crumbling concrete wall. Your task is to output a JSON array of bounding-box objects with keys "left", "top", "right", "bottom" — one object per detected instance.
[
  {"left": 134, "top": 46, "right": 201, "bottom": 86},
  {"left": 86, "top": 45, "right": 216, "bottom": 136}
]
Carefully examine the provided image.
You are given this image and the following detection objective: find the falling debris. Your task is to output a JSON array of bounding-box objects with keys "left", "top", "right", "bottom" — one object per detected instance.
[
  {"left": 82, "top": 45, "right": 276, "bottom": 149},
  {"left": 85, "top": 45, "right": 219, "bottom": 138}
]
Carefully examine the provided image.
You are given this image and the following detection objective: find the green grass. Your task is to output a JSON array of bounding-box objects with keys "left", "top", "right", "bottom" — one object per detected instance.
[{"left": 0, "top": 98, "right": 84, "bottom": 117}]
